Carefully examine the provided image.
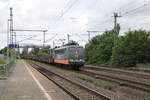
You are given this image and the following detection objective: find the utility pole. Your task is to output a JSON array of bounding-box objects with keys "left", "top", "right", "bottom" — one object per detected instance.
[
  {"left": 7, "top": 19, "right": 10, "bottom": 59},
  {"left": 113, "top": 12, "right": 121, "bottom": 46},
  {"left": 113, "top": 12, "right": 121, "bottom": 33},
  {"left": 67, "top": 34, "right": 70, "bottom": 43},
  {"left": 9, "top": 7, "right": 14, "bottom": 60},
  {"left": 10, "top": 7, "right": 13, "bottom": 44},
  {"left": 43, "top": 30, "right": 46, "bottom": 47},
  {"left": 14, "top": 32, "right": 16, "bottom": 45}
]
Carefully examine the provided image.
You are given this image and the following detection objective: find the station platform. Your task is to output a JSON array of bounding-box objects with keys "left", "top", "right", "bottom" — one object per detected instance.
[{"left": 0, "top": 60, "right": 73, "bottom": 100}]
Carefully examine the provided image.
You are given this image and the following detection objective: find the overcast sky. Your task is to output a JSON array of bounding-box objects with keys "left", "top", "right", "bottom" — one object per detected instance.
[{"left": 0, "top": 0, "right": 150, "bottom": 49}]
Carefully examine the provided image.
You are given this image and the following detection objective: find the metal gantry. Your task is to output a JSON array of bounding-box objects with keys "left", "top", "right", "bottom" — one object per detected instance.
[
  {"left": 7, "top": 7, "right": 48, "bottom": 59},
  {"left": 12, "top": 29, "right": 48, "bottom": 47}
]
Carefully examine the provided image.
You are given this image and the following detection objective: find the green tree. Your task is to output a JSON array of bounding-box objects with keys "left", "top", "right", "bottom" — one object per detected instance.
[
  {"left": 29, "top": 48, "right": 50, "bottom": 56},
  {"left": 65, "top": 40, "right": 78, "bottom": 46},
  {"left": 30, "top": 48, "right": 40, "bottom": 56},
  {"left": 0, "top": 47, "right": 7, "bottom": 55},
  {"left": 84, "top": 30, "right": 115, "bottom": 65},
  {"left": 110, "top": 30, "right": 150, "bottom": 67},
  {"left": 37, "top": 50, "right": 48, "bottom": 56}
]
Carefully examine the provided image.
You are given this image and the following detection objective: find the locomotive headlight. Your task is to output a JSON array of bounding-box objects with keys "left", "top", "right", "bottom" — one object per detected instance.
[
  {"left": 79, "top": 59, "right": 84, "bottom": 62},
  {"left": 75, "top": 54, "right": 79, "bottom": 58},
  {"left": 69, "top": 59, "right": 74, "bottom": 62}
]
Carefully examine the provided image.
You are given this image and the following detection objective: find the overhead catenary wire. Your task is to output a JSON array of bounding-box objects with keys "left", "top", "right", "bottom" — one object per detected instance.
[
  {"left": 60, "top": 0, "right": 78, "bottom": 17},
  {"left": 51, "top": 0, "right": 78, "bottom": 27},
  {"left": 115, "top": 0, "right": 144, "bottom": 13},
  {"left": 117, "top": 1, "right": 150, "bottom": 32},
  {"left": 46, "top": 0, "right": 78, "bottom": 44},
  {"left": 48, "top": 0, "right": 138, "bottom": 44},
  {"left": 120, "top": 14, "right": 150, "bottom": 27},
  {"left": 45, "top": 33, "right": 58, "bottom": 43},
  {"left": 74, "top": 33, "right": 87, "bottom": 42},
  {"left": 16, "top": 36, "right": 37, "bottom": 43},
  {"left": 93, "top": 0, "right": 144, "bottom": 26},
  {"left": 86, "top": 1, "right": 142, "bottom": 33},
  {"left": 100, "top": 1, "right": 150, "bottom": 27},
  {"left": 115, "top": 0, "right": 138, "bottom": 11},
  {"left": 14, "top": 35, "right": 37, "bottom": 37},
  {"left": 121, "top": 20, "right": 150, "bottom": 30},
  {"left": 121, "top": 2, "right": 150, "bottom": 16}
]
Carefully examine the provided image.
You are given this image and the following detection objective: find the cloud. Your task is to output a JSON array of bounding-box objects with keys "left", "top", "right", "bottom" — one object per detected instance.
[{"left": 0, "top": 0, "right": 150, "bottom": 49}]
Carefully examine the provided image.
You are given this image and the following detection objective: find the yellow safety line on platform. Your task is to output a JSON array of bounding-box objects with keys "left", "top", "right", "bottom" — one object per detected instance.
[{"left": 23, "top": 61, "right": 53, "bottom": 100}]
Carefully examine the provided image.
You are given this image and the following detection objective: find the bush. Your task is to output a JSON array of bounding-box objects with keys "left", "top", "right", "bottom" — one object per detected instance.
[{"left": 110, "top": 30, "right": 150, "bottom": 67}]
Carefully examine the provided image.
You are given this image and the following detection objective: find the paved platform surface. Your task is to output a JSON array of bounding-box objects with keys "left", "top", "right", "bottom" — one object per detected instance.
[
  {"left": 0, "top": 60, "right": 73, "bottom": 100},
  {"left": 0, "top": 80, "right": 6, "bottom": 97}
]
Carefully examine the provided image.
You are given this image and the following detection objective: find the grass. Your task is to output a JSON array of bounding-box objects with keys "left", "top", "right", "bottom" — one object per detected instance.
[
  {"left": 0, "top": 59, "right": 6, "bottom": 64},
  {"left": 0, "top": 59, "right": 6, "bottom": 75},
  {"left": 76, "top": 74, "right": 115, "bottom": 90}
]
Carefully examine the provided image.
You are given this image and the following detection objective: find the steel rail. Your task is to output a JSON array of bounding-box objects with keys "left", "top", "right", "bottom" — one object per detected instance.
[
  {"left": 84, "top": 65, "right": 150, "bottom": 80},
  {"left": 28, "top": 61, "right": 112, "bottom": 100},
  {"left": 81, "top": 68, "right": 150, "bottom": 92},
  {"left": 29, "top": 62, "right": 81, "bottom": 100}
]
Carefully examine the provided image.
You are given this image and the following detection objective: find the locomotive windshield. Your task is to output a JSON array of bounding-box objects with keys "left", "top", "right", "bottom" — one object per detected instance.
[{"left": 68, "top": 47, "right": 84, "bottom": 60}]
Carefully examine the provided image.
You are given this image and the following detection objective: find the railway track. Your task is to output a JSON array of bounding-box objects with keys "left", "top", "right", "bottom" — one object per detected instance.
[
  {"left": 84, "top": 65, "right": 150, "bottom": 80},
  {"left": 27, "top": 61, "right": 112, "bottom": 100},
  {"left": 81, "top": 66, "right": 150, "bottom": 92}
]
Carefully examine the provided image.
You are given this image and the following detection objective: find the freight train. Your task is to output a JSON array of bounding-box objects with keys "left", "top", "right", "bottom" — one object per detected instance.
[{"left": 22, "top": 44, "right": 85, "bottom": 70}]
